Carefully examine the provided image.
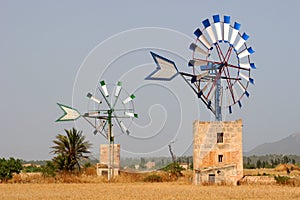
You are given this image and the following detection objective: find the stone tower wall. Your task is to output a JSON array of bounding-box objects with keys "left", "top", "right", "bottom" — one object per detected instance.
[{"left": 193, "top": 119, "right": 243, "bottom": 185}]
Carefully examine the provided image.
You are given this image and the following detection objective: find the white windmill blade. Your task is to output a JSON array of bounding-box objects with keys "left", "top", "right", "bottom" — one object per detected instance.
[
  {"left": 238, "top": 47, "right": 255, "bottom": 58},
  {"left": 125, "top": 112, "right": 138, "bottom": 118},
  {"left": 56, "top": 103, "right": 81, "bottom": 122},
  {"left": 202, "top": 18, "right": 217, "bottom": 44},
  {"left": 196, "top": 71, "right": 209, "bottom": 81},
  {"left": 223, "top": 15, "right": 231, "bottom": 42},
  {"left": 213, "top": 14, "right": 222, "bottom": 42},
  {"left": 239, "top": 62, "right": 256, "bottom": 69},
  {"left": 229, "top": 22, "right": 241, "bottom": 45},
  {"left": 234, "top": 32, "right": 249, "bottom": 51},
  {"left": 123, "top": 94, "right": 136, "bottom": 104},
  {"left": 194, "top": 28, "right": 212, "bottom": 50},
  {"left": 115, "top": 81, "right": 122, "bottom": 97},
  {"left": 208, "top": 84, "right": 217, "bottom": 100},
  {"left": 100, "top": 80, "right": 109, "bottom": 97},
  {"left": 120, "top": 121, "right": 130, "bottom": 134},
  {"left": 232, "top": 86, "right": 239, "bottom": 105},
  {"left": 87, "top": 93, "right": 102, "bottom": 104},
  {"left": 188, "top": 59, "right": 208, "bottom": 67},
  {"left": 146, "top": 51, "right": 179, "bottom": 80},
  {"left": 237, "top": 80, "right": 246, "bottom": 92},
  {"left": 191, "top": 71, "right": 209, "bottom": 83},
  {"left": 189, "top": 43, "right": 209, "bottom": 57},
  {"left": 239, "top": 72, "right": 254, "bottom": 84},
  {"left": 237, "top": 80, "right": 250, "bottom": 97},
  {"left": 202, "top": 79, "right": 212, "bottom": 93}
]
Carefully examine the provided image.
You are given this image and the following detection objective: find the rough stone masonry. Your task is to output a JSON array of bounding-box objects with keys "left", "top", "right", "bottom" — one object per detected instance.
[{"left": 193, "top": 119, "right": 243, "bottom": 185}]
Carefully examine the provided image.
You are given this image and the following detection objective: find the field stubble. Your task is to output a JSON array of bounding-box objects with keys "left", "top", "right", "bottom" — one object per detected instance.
[{"left": 1, "top": 182, "right": 300, "bottom": 200}]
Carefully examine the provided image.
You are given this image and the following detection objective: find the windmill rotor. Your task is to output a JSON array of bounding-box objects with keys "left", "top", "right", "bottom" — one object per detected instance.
[
  {"left": 86, "top": 80, "right": 138, "bottom": 138},
  {"left": 146, "top": 14, "right": 255, "bottom": 121}
]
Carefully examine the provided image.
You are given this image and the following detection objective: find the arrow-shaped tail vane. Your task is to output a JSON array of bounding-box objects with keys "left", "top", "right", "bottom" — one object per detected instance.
[
  {"left": 145, "top": 51, "right": 179, "bottom": 81},
  {"left": 56, "top": 103, "right": 81, "bottom": 122}
]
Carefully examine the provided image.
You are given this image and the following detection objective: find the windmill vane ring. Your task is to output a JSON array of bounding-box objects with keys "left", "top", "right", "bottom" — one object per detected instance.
[{"left": 146, "top": 14, "right": 255, "bottom": 121}]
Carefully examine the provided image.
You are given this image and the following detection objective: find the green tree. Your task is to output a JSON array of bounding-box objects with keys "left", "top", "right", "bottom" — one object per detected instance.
[
  {"left": 0, "top": 157, "right": 22, "bottom": 182},
  {"left": 256, "top": 160, "right": 262, "bottom": 169},
  {"left": 51, "top": 128, "right": 92, "bottom": 172}
]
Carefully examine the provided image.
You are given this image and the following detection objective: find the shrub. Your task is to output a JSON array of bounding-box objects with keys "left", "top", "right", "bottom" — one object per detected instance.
[
  {"left": 143, "top": 174, "right": 162, "bottom": 182},
  {"left": 162, "top": 162, "right": 184, "bottom": 177},
  {"left": 0, "top": 157, "right": 22, "bottom": 182},
  {"left": 274, "top": 175, "right": 290, "bottom": 185},
  {"left": 40, "top": 161, "right": 56, "bottom": 177}
]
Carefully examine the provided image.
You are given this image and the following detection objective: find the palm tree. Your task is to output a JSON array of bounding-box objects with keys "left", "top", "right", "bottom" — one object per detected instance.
[{"left": 51, "top": 128, "right": 92, "bottom": 172}]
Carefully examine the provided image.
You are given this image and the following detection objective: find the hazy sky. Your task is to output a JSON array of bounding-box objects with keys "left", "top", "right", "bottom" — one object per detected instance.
[{"left": 1, "top": 0, "right": 300, "bottom": 160}]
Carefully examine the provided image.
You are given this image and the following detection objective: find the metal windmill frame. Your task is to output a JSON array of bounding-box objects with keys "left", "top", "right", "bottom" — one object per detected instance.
[{"left": 56, "top": 80, "right": 138, "bottom": 181}]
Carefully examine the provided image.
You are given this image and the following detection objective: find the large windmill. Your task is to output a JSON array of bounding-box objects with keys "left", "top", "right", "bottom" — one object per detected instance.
[
  {"left": 147, "top": 15, "right": 255, "bottom": 121},
  {"left": 147, "top": 14, "right": 256, "bottom": 185},
  {"left": 56, "top": 80, "right": 138, "bottom": 180}
]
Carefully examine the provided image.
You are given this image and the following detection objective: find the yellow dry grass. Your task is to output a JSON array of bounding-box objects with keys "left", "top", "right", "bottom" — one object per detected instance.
[{"left": 1, "top": 182, "right": 300, "bottom": 200}]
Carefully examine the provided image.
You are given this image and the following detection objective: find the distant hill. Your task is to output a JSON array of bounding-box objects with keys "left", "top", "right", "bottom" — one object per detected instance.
[{"left": 245, "top": 132, "right": 300, "bottom": 156}]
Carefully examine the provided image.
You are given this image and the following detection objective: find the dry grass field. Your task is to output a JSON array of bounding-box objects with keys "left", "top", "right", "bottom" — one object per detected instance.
[
  {"left": 1, "top": 168, "right": 300, "bottom": 200},
  {"left": 1, "top": 182, "right": 300, "bottom": 200}
]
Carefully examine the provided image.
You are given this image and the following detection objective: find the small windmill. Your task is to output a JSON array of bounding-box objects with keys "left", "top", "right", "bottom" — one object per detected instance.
[
  {"left": 146, "top": 14, "right": 255, "bottom": 121},
  {"left": 56, "top": 80, "right": 138, "bottom": 180}
]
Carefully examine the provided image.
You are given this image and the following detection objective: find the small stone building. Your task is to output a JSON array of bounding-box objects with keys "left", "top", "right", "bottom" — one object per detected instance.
[
  {"left": 193, "top": 119, "right": 243, "bottom": 185},
  {"left": 97, "top": 144, "right": 120, "bottom": 176}
]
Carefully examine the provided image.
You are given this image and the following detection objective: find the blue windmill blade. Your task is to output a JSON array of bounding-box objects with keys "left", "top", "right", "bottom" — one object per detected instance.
[
  {"left": 194, "top": 28, "right": 212, "bottom": 50},
  {"left": 223, "top": 15, "right": 231, "bottom": 42},
  {"left": 229, "top": 22, "right": 241, "bottom": 46},
  {"left": 145, "top": 51, "right": 179, "bottom": 81},
  {"left": 213, "top": 14, "right": 222, "bottom": 42},
  {"left": 234, "top": 32, "right": 249, "bottom": 52},
  {"left": 238, "top": 47, "right": 255, "bottom": 58},
  {"left": 202, "top": 18, "right": 217, "bottom": 44}
]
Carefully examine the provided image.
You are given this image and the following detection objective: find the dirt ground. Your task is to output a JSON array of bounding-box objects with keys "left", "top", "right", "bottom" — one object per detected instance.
[{"left": 1, "top": 183, "right": 300, "bottom": 200}]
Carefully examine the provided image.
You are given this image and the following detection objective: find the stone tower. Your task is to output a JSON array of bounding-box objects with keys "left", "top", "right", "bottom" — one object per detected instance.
[{"left": 193, "top": 119, "right": 243, "bottom": 185}]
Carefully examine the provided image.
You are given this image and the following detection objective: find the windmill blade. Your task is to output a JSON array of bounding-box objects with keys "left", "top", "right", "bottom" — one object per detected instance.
[
  {"left": 234, "top": 32, "right": 249, "bottom": 51},
  {"left": 237, "top": 80, "right": 246, "bottom": 92},
  {"left": 123, "top": 94, "right": 136, "bottom": 104},
  {"left": 191, "top": 71, "right": 209, "bottom": 83},
  {"left": 238, "top": 100, "right": 242, "bottom": 108},
  {"left": 188, "top": 59, "right": 208, "bottom": 67},
  {"left": 229, "top": 22, "right": 241, "bottom": 45},
  {"left": 229, "top": 106, "right": 232, "bottom": 114},
  {"left": 223, "top": 15, "right": 230, "bottom": 42},
  {"left": 237, "top": 81, "right": 250, "bottom": 98},
  {"left": 213, "top": 15, "right": 222, "bottom": 42},
  {"left": 202, "top": 18, "right": 217, "bottom": 44},
  {"left": 145, "top": 51, "right": 179, "bottom": 81},
  {"left": 82, "top": 116, "right": 107, "bottom": 139},
  {"left": 56, "top": 103, "right": 81, "bottom": 122},
  {"left": 238, "top": 47, "right": 255, "bottom": 58},
  {"left": 200, "top": 62, "right": 221, "bottom": 71},
  {"left": 94, "top": 120, "right": 108, "bottom": 135},
  {"left": 100, "top": 80, "right": 109, "bottom": 97},
  {"left": 208, "top": 84, "right": 217, "bottom": 100},
  {"left": 239, "top": 62, "right": 256, "bottom": 69},
  {"left": 194, "top": 28, "right": 212, "bottom": 50},
  {"left": 189, "top": 43, "right": 209, "bottom": 57},
  {"left": 87, "top": 93, "right": 102, "bottom": 104},
  {"left": 115, "top": 81, "right": 122, "bottom": 97},
  {"left": 201, "top": 79, "right": 212, "bottom": 93},
  {"left": 125, "top": 112, "right": 138, "bottom": 118},
  {"left": 120, "top": 121, "right": 130, "bottom": 134},
  {"left": 239, "top": 72, "right": 254, "bottom": 84}
]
